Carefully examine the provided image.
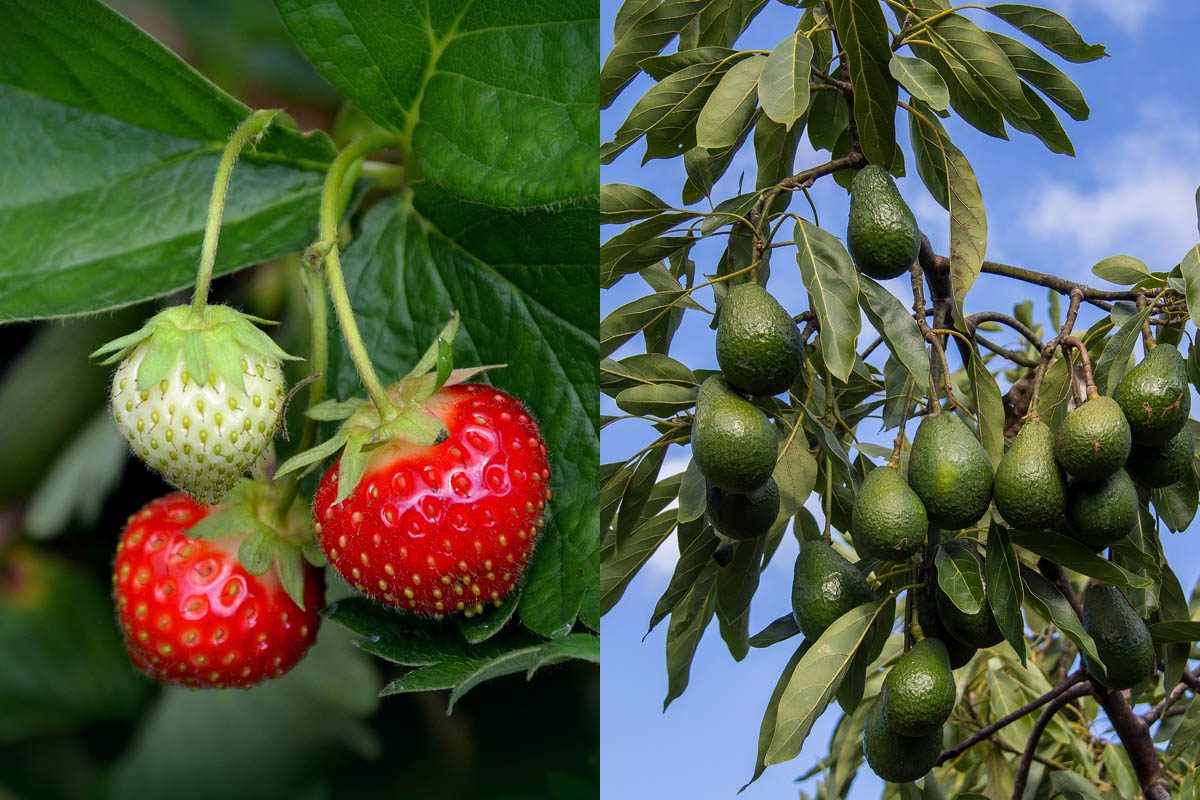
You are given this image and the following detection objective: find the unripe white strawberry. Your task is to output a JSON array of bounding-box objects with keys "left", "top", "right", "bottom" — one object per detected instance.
[{"left": 95, "top": 305, "right": 296, "bottom": 503}]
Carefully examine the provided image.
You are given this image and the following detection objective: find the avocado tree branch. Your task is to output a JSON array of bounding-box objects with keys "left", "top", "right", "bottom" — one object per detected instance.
[
  {"left": 1011, "top": 681, "right": 1094, "bottom": 799},
  {"left": 1143, "top": 665, "right": 1200, "bottom": 726},
  {"left": 965, "top": 311, "right": 1044, "bottom": 352},
  {"left": 936, "top": 671, "right": 1088, "bottom": 766}
]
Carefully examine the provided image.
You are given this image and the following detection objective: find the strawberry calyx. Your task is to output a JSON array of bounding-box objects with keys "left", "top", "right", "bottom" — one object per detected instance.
[
  {"left": 92, "top": 304, "right": 298, "bottom": 395},
  {"left": 184, "top": 479, "right": 323, "bottom": 610}
]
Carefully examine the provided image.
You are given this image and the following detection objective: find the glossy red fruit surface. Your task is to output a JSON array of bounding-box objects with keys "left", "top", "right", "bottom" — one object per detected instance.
[
  {"left": 313, "top": 384, "right": 551, "bottom": 616},
  {"left": 113, "top": 493, "right": 323, "bottom": 688}
]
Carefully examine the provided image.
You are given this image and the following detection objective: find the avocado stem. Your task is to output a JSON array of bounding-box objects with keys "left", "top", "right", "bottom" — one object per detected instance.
[{"left": 1060, "top": 336, "right": 1097, "bottom": 400}]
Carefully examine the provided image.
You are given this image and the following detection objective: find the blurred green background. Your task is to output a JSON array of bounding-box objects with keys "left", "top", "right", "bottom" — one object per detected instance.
[{"left": 0, "top": 3, "right": 599, "bottom": 798}]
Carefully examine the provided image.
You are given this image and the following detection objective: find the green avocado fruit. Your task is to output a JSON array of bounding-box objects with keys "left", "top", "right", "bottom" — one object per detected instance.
[
  {"left": 691, "top": 376, "right": 777, "bottom": 492},
  {"left": 907, "top": 412, "right": 994, "bottom": 530},
  {"left": 882, "top": 638, "right": 956, "bottom": 736},
  {"left": 915, "top": 580, "right": 977, "bottom": 669},
  {"left": 705, "top": 478, "right": 780, "bottom": 541},
  {"left": 1082, "top": 583, "right": 1156, "bottom": 690},
  {"left": 715, "top": 283, "right": 802, "bottom": 396},
  {"left": 852, "top": 464, "right": 928, "bottom": 561},
  {"left": 1055, "top": 395, "right": 1131, "bottom": 481},
  {"left": 1065, "top": 469, "right": 1138, "bottom": 547},
  {"left": 993, "top": 418, "right": 1067, "bottom": 530},
  {"left": 1114, "top": 344, "right": 1191, "bottom": 445},
  {"left": 933, "top": 541, "right": 1005, "bottom": 649},
  {"left": 862, "top": 702, "right": 943, "bottom": 784},
  {"left": 1126, "top": 426, "right": 1192, "bottom": 489},
  {"left": 846, "top": 165, "right": 921, "bottom": 280},
  {"left": 790, "top": 539, "right": 875, "bottom": 641}
]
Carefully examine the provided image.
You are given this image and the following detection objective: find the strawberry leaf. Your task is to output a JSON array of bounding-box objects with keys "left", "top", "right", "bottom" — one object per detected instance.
[
  {"left": 275, "top": 432, "right": 347, "bottom": 478},
  {"left": 187, "top": 505, "right": 257, "bottom": 541},
  {"left": 275, "top": 546, "right": 308, "bottom": 611},
  {"left": 238, "top": 529, "right": 275, "bottom": 576},
  {"left": 335, "top": 435, "right": 368, "bottom": 504}
]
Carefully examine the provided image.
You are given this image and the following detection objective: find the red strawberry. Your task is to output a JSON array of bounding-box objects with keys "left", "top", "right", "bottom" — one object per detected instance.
[
  {"left": 312, "top": 383, "right": 551, "bottom": 616},
  {"left": 113, "top": 493, "right": 323, "bottom": 688}
]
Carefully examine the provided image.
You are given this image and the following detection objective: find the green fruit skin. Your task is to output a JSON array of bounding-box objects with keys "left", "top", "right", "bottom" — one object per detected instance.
[
  {"left": 863, "top": 702, "right": 943, "bottom": 784},
  {"left": 1114, "top": 345, "right": 1191, "bottom": 445},
  {"left": 715, "top": 284, "right": 802, "bottom": 396},
  {"left": 1065, "top": 469, "right": 1138, "bottom": 547},
  {"left": 934, "top": 541, "right": 1005, "bottom": 649},
  {"left": 882, "top": 638, "right": 956, "bottom": 736},
  {"left": 1082, "top": 583, "right": 1156, "bottom": 690},
  {"left": 691, "top": 377, "right": 777, "bottom": 492},
  {"left": 705, "top": 478, "right": 780, "bottom": 541},
  {"left": 847, "top": 166, "right": 921, "bottom": 280},
  {"left": 790, "top": 540, "right": 875, "bottom": 641},
  {"left": 907, "top": 412, "right": 994, "bottom": 530},
  {"left": 915, "top": 582, "right": 977, "bottom": 669},
  {"left": 993, "top": 419, "right": 1067, "bottom": 530},
  {"left": 1055, "top": 396, "right": 1131, "bottom": 481},
  {"left": 1126, "top": 427, "right": 1192, "bottom": 489},
  {"left": 853, "top": 465, "right": 928, "bottom": 560}
]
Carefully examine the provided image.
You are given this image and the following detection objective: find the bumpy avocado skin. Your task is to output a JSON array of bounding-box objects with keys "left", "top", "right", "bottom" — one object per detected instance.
[
  {"left": 790, "top": 540, "right": 875, "bottom": 641},
  {"left": 1126, "top": 426, "right": 1192, "bottom": 489},
  {"left": 915, "top": 580, "right": 977, "bottom": 669},
  {"left": 994, "top": 418, "right": 1067, "bottom": 530},
  {"left": 907, "top": 412, "right": 994, "bottom": 530},
  {"left": 705, "top": 478, "right": 780, "bottom": 541},
  {"left": 715, "top": 284, "right": 802, "bottom": 397},
  {"left": 852, "top": 465, "right": 928, "bottom": 561},
  {"left": 1065, "top": 469, "right": 1138, "bottom": 547},
  {"left": 1082, "top": 583, "right": 1156, "bottom": 690},
  {"left": 1055, "top": 396, "right": 1131, "bottom": 481},
  {"left": 933, "top": 541, "right": 1005, "bottom": 648},
  {"left": 862, "top": 702, "right": 943, "bottom": 784},
  {"left": 1114, "top": 345, "right": 1191, "bottom": 445},
  {"left": 847, "top": 166, "right": 922, "bottom": 280},
  {"left": 691, "top": 377, "right": 777, "bottom": 492},
  {"left": 882, "top": 638, "right": 956, "bottom": 736}
]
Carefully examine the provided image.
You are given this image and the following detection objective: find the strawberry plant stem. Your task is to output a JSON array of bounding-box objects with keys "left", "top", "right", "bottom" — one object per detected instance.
[{"left": 190, "top": 109, "right": 281, "bottom": 320}]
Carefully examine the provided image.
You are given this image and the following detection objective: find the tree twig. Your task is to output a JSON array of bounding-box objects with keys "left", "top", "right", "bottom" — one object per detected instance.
[
  {"left": 1012, "top": 681, "right": 1094, "bottom": 798},
  {"left": 1144, "top": 666, "right": 1200, "bottom": 725}
]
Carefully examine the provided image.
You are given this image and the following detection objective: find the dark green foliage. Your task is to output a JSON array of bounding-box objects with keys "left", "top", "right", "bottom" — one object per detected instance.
[
  {"left": 715, "top": 283, "right": 802, "bottom": 396},
  {"left": 705, "top": 478, "right": 780, "bottom": 540},
  {"left": 907, "top": 411, "right": 993, "bottom": 530},
  {"left": 1055, "top": 395, "right": 1131, "bottom": 480},
  {"left": 790, "top": 539, "right": 874, "bottom": 641},
  {"left": 933, "top": 542, "right": 1004, "bottom": 649},
  {"left": 994, "top": 418, "right": 1067, "bottom": 529},
  {"left": 691, "top": 376, "right": 777, "bottom": 492},
  {"left": 915, "top": 581, "right": 977, "bottom": 669},
  {"left": 846, "top": 165, "right": 921, "bottom": 280},
  {"left": 1082, "top": 583, "right": 1155, "bottom": 690},
  {"left": 1114, "top": 344, "right": 1191, "bottom": 445}
]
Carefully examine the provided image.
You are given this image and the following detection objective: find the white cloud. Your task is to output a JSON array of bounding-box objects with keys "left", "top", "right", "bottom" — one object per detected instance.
[
  {"left": 1019, "top": 103, "right": 1200, "bottom": 270},
  {"left": 1054, "top": 0, "right": 1160, "bottom": 29}
]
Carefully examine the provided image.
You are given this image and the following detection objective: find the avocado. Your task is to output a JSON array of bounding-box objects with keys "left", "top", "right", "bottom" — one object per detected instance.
[
  {"left": 1114, "top": 344, "right": 1191, "bottom": 445},
  {"left": 1082, "top": 583, "right": 1156, "bottom": 690},
  {"left": 907, "top": 411, "right": 994, "bottom": 530},
  {"left": 790, "top": 539, "right": 875, "bottom": 641},
  {"left": 691, "top": 376, "right": 777, "bottom": 492},
  {"left": 862, "top": 702, "right": 942, "bottom": 784},
  {"left": 1065, "top": 469, "right": 1138, "bottom": 547},
  {"left": 1126, "top": 426, "right": 1192, "bottom": 488},
  {"left": 1055, "top": 395, "right": 1131, "bottom": 481},
  {"left": 715, "top": 284, "right": 801, "bottom": 396},
  {"left": 915, "top": 580, "right": 977, "bottom": 669},
  {"left": 705, "top": 478, "right": 780, "bottom": 540},
  {"left": 933, "top": 541, "right": 1005, "bottom": 648},
  {"left": 993, "top": 418, "right": 1067, "bottom": 530},
  {"left": 846, "top": 165, "right": 921, "bottom": 280},
  {"left": 852, "top": 464, "right": 928, "bottom": 561},
  {"left": 882, "top": 638, "right": 956, "bottom": 736}
]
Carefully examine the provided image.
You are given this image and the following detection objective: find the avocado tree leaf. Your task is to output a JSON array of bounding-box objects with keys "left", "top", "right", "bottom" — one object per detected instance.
[
  {"left": 601, "top": 183, "right": 671, "bottom": 224},
  {"left": 647, "top": 518, "right": 719, "bottom": 634},
  {"left": 676, "top": 459, "right": 708, "bottom": 524},
  {"left": 276, "top": 0, "right": 599, "bottom": 209},
  {"left": 614, "top": 448, "right": 669, "bottom": 548},
  {"left": 601, "top": 509, "right": 679, "bottom": 616},
  {"left": 614, "top": 383, "right": 698, "bottom": 417},
  {"left": 827, "top": 0, "right": 897, "bottom": 167},
  {"left": 943, "top": 136, "right": 987, "bottom": 309},
  {"left": 696, "top": 55, "right": 767, "bottom": 149},
  {"left": 600, "top": 0, "right": 709, "bottom": 108},
  {"left": 774, "top": 428, "right": 819, "bottom": 516},
  {"left": 1091, "top": 255, "right": 1151, "bottom": 286},
  {"left": 794, "top": 219, "right": 861, "bottom": 382},
  {"left": 330, "top": 190, "right": 597, "bottom": 636},
  {"left": 0, "top": 0, "right": 336, "bottom": 321},
  {"left": 985, "top": 524, "right": 1026, "bottom": 665},
  {"left": 743, "top": 641, "right": 810, "bottom": 790},
  {"left": 965, "top": 346, "right": 1004, "bottom": 466},
  {"left": 889, "top": 53, "right": 949, "bottom": 111},
  {"left": 1019, "top": 565, "right": 1105, "bottom": 672},
  {"left": 858, "top": 276, "right": 929, "bottom": 389},
  {"left": 716, "top": 537, "right": 768, "bottom": 661},
  {"left": 989, "top": 32, "right": 1090, "bottom": 121},
  {"left": 1008, "top": 529, "right": 1153, "bottom": 590},
  {"left": 758, "top": 32, "right": 813, "bottom": 128},
  {"left": 749, "top": 614, "right": 802, "bottom": 648},
  {"left": 935, "top": 543, "right": 985, "bottom": 615},
  {"left": 664, "top": 560, "right": 719, "bottom": 709},
  {"left": 908, "top": 103, "right": 950, "bottom": 207},
  {"left": 1179, "top": 243, "right": 1200, "bottom": 330},
  {"left": 1093, "top": 304, "right": 1152, "bottom": 396},
  {"left": 1148, "top": 620, "right": 1200, "bottom": 645},
  {"left": 1153, "top": 469, "right": 1199, "bottom": 533},
  {"left": 985, "top": 4, "right": 1107, "bottom": 63}
]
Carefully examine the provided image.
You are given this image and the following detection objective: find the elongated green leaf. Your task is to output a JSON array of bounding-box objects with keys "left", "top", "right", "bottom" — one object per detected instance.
[
  {"left": 277, "top": 0, "right": 598, "bottom": 208},
  {"left": 986, "top": 525, "right": 1026, "bottom": 665},
  {"left": 1153, "top": 471, "right": 1199, "bottom": 533},
  {"left": 677, "top": 459, "right": 708, "bottom": 524},
  {"left": 1020, "top": 565, "right": 1105, "bottom": 671},
  {"left": 664, "top": 561, "right": 719, "bottom": 708},
  {"left": 601, "top": 0, "right": 709, "bottom": 107},
  {"left": 759, "top": 33, "right": 813, "bottom": 127},
  {"left": 716, "top": 537, "right": 768, "bottom": 660},
  {"left": 648, "top": 518, "right": 719, "bottom": 633},
  {"left": 1092, "top": 254, "right": 1151, "bottom": 286},
  {"left": 889, "top": 54, "right": 949, "bottom": 111},
  {"left": 1149, "top": 620, "right": 1200, "bottom": 645},
  {"left": 614, "top": 383, "right": 698, "bottom": 417},
  {"left": 986, "top": 4, "right": 1107, "bottom": 63},
  {"left": 774, "top": 431, "right": 818, "bottom": 516},
  {"left": 614, "top": 449, "right": 669, "bottom": 548},
  {"left": 989, "top": 32, "right": 1089, "bottom": 121},
  {"left": 743, "top": 642, "right": 809, "bottom": 789},
  {"left": 601, "top": 509, "right": 678, "bottom": 615},
  {"left": 1009, "top": 530, "right": 1152, "bottom": 589},
  {"left": 1180, "top": 244, "right": 1200, "bottom": 329},
  {"left": 908, "top": 103, "right": 949, "bottom": 206},
  {"left": 1093, "top": 305, "right": 1151, "bottom": 396},
  {"left": 601, "top": 183, "right": 671, "bottom": 224},
  {"left": 601, "top": 291, "right": 687, "bottom": 357},
  {"left": 828, "top": 0, "right": 897, "bottom": 167},
  {"left": 795, "top": 219, "right": 861, "bottom": 382},
  {"left": 858, "top": 276, "right": 929, "bottom": 388},
  {"left": 749, "top": 614, "right": 802, "bottom": 648},
  {"left": 1007, "top": 82, "right": 1074, "bottom": 156},
  {"left": 936, "top": 543, "right": 985, "bottom": 615},
  {"left": 696, "top": 56, "right": 765, "bottom": 149},
  {"left": 765, "top": 600, "right": 888, "bottom": 764},
  {"left": 966, "top": 346, "right": 1004, "bottom": 466}
]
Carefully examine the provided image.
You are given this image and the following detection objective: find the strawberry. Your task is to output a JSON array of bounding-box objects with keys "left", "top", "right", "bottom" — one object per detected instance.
[
  {"left": 95, "top": 305, "right": 296, "bottom": 503},
  {"left": 113, "top": 492, "right": 323, "bottom": 688},
  {"left": 312, "top": 384, "right": 551, "bottom": 617}
]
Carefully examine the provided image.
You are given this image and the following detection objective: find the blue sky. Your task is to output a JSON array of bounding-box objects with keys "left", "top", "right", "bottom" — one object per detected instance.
[{"left": 600, "top": 2, "right": 1200, "bottom": 798}]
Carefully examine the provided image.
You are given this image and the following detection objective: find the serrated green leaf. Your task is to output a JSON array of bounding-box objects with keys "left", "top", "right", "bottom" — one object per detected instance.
[{"left": 794, "top": 219, "right": 861, "bottom": 382}]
